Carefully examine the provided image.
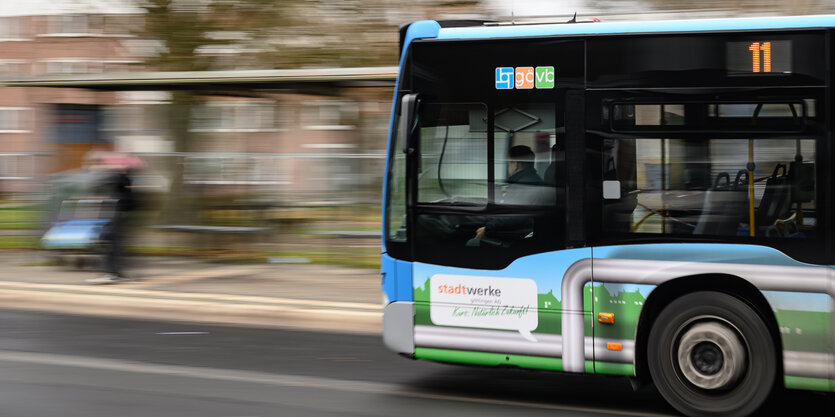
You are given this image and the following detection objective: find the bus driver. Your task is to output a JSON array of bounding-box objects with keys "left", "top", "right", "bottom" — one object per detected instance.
[{"left": 469, "top": 145, "right": 542, "bottom": 246}]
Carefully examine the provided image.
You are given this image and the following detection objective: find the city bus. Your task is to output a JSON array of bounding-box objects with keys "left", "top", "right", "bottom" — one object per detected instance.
[{"left": 380, "top": 15, "right": 835, "bottom": 417}]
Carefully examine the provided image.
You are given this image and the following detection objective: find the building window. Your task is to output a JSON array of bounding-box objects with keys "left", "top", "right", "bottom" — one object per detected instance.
[
  {"left": 0, "top": 60, "right": 28, "bottom": 78},
  {"left": 302, "top": 101, "right": 357, "bottom": 130},
  {"left": 183, "top": 154, "right": 286, "bottom": 185},
  {"left": 0, "top": 108, "right": 29, "bottom": 133},
  {"left": 102, "top": 106, "right": 148, "bottom": 133},
  {"left": 43, "top": 59, "right": 92, "bottom": 74},
  {"left": 0, "top": 154, "right": 38, "bottom": 180},
  {"left": 41, "top": 14, "right": 137, "bottom": 37},
  {"left": 191, "top": 101, "right": 276, "bottom": 132},
  {"left": 49, "top": 14, "right": 90, "bottom": 35},
  {"left": 0, "top": 17, "right": 26, "bottom": 40}
]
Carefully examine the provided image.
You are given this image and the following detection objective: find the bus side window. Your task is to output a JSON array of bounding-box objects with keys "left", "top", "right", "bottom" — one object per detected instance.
[{"left": 603, "top": 138, "right": 816, "bottom": 239}]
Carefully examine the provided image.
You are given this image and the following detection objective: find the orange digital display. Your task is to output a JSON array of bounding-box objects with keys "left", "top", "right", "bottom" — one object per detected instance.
[
  {"left": 748, "top": 41, "right": 772, "bottom": 72},
  {"left": 728, "top": 40, "right": 791, "bottom": 75}
]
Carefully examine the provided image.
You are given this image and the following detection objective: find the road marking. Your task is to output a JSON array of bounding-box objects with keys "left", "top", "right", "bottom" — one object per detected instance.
[{"left": 0, "top": 350, "right": 674, "bottom": 417}]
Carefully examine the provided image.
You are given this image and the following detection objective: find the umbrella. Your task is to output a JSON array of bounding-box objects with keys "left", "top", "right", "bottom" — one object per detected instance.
[{"left": 102, "top": 152, "right": 147, "bottom": 171}]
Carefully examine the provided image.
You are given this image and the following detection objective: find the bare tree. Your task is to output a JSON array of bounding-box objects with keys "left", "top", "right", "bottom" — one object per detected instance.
[{"left": 138, "top": 0, "right": 286, "bottom": 221}]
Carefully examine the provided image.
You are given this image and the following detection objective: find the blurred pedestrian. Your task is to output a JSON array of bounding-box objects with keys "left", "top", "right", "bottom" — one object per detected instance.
[{"left": 87, "top": 161, "right": 137, "bottom": 284}]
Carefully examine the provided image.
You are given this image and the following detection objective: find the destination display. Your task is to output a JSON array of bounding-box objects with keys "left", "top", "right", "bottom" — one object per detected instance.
[
  {"left": 587, "top": 32, "right": 825, "bottom": 88},
  {"left": 727, "top": 40, "right": 792, "bottom": 75}
]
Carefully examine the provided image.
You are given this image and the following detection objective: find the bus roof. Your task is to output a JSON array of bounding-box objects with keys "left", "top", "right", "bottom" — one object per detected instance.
[{"left": 436, "top": 14, "right": 835, "bottom": 40}]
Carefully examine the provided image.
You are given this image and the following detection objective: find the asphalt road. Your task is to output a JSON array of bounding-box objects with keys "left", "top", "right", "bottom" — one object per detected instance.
[{"left": 0, "top": 309, "right": 831, "bottom": 417}]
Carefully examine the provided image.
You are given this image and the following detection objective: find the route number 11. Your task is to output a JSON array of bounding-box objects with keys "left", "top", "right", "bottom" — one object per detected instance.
[{"left": 749, "top": 41, "right": 772, "bottom": 73}]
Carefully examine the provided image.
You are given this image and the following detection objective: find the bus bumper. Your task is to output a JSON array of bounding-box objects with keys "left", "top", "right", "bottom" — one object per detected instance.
[{"left": 383, "top": 301, "right": 415, "bottom": 355}]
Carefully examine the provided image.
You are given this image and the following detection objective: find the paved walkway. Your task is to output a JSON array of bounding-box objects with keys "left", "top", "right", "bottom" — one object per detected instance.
[{"left": 0, "top": 251, "right": 382, "bottom": 334}]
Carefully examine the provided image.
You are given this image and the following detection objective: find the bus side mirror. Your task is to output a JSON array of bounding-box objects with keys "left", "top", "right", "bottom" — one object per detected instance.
[{"left": 400, "top": 94, "right": 419, "bottom": 153}]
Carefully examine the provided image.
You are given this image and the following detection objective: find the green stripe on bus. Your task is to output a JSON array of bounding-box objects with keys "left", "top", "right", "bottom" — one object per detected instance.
[
  {"left": 784, "top": 376, "right": 835, "bottom": 392},
  {"left": 413, "top": 348, "right": 637, "bottom": 376},
  {"left": 414, "top": 348, "right": 563, "bottom": 371}
]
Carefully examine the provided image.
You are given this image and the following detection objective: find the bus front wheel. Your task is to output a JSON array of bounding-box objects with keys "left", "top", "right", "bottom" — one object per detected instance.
[{"left": 647, "top": 291, "right": 776, "bottom": 417}]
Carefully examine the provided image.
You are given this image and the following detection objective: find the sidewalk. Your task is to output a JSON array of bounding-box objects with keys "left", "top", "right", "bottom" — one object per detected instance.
[{"left": 0, "top": 251, "right": 382, "bottom": 334}]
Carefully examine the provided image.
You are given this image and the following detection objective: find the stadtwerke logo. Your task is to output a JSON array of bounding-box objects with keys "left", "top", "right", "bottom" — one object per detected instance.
[{"left": 495, "top": 66, "right": 555, "bottom": 90}]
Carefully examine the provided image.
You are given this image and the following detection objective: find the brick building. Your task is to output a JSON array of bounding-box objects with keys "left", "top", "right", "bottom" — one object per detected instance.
[
  {"left": 0, "top": 1, "right": 485, "bottom": 201},
  {"left": 0, "top": 2, "right": 145, "bottom": 194}
]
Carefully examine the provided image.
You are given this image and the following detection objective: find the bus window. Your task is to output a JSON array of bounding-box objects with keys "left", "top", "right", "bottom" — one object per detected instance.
[
  {"left": 611, "top": 101, "right": 807, "bottom": 132},
  {"left": 602, "top": 137, "right": 816, "bottom": 238},
  {"left": 416, "top": 103, "right": 489, "bottom": 205},
  {"left": 613, "top": 104, "right": 685, "bottom": 126},
  {"left": 493, "top": 104, "right": 563, "bottom": 206},
  {"left": 413, "top": 102, "right": 564, "bottom": 268},
  {"left": 386, "top": 120, "right": 407, "bottom": 242}
]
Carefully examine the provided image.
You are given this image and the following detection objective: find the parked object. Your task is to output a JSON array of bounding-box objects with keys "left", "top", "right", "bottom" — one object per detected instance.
[{"left": 41, "top": 198, "right": 115, "bottom": 268}]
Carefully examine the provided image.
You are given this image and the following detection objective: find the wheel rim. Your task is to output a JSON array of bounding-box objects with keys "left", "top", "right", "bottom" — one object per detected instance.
[{"left": 675, "top": 319, "right": 747, "bottom": 390}]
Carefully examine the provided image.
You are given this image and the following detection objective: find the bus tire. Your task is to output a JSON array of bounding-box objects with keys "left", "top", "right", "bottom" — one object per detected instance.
[{"left": 647, "top": 291, "right": 776, "bottom": 417}]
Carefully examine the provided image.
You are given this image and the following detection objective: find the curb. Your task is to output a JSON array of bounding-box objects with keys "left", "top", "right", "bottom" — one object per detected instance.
[{"left": 0, "top": 281, "right": 382, "bottom": 335}]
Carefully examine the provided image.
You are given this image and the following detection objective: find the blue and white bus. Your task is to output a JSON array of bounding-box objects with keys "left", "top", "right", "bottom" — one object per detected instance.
[{"left": 381, "top": 15, "right": 835, "bottom": 417}]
